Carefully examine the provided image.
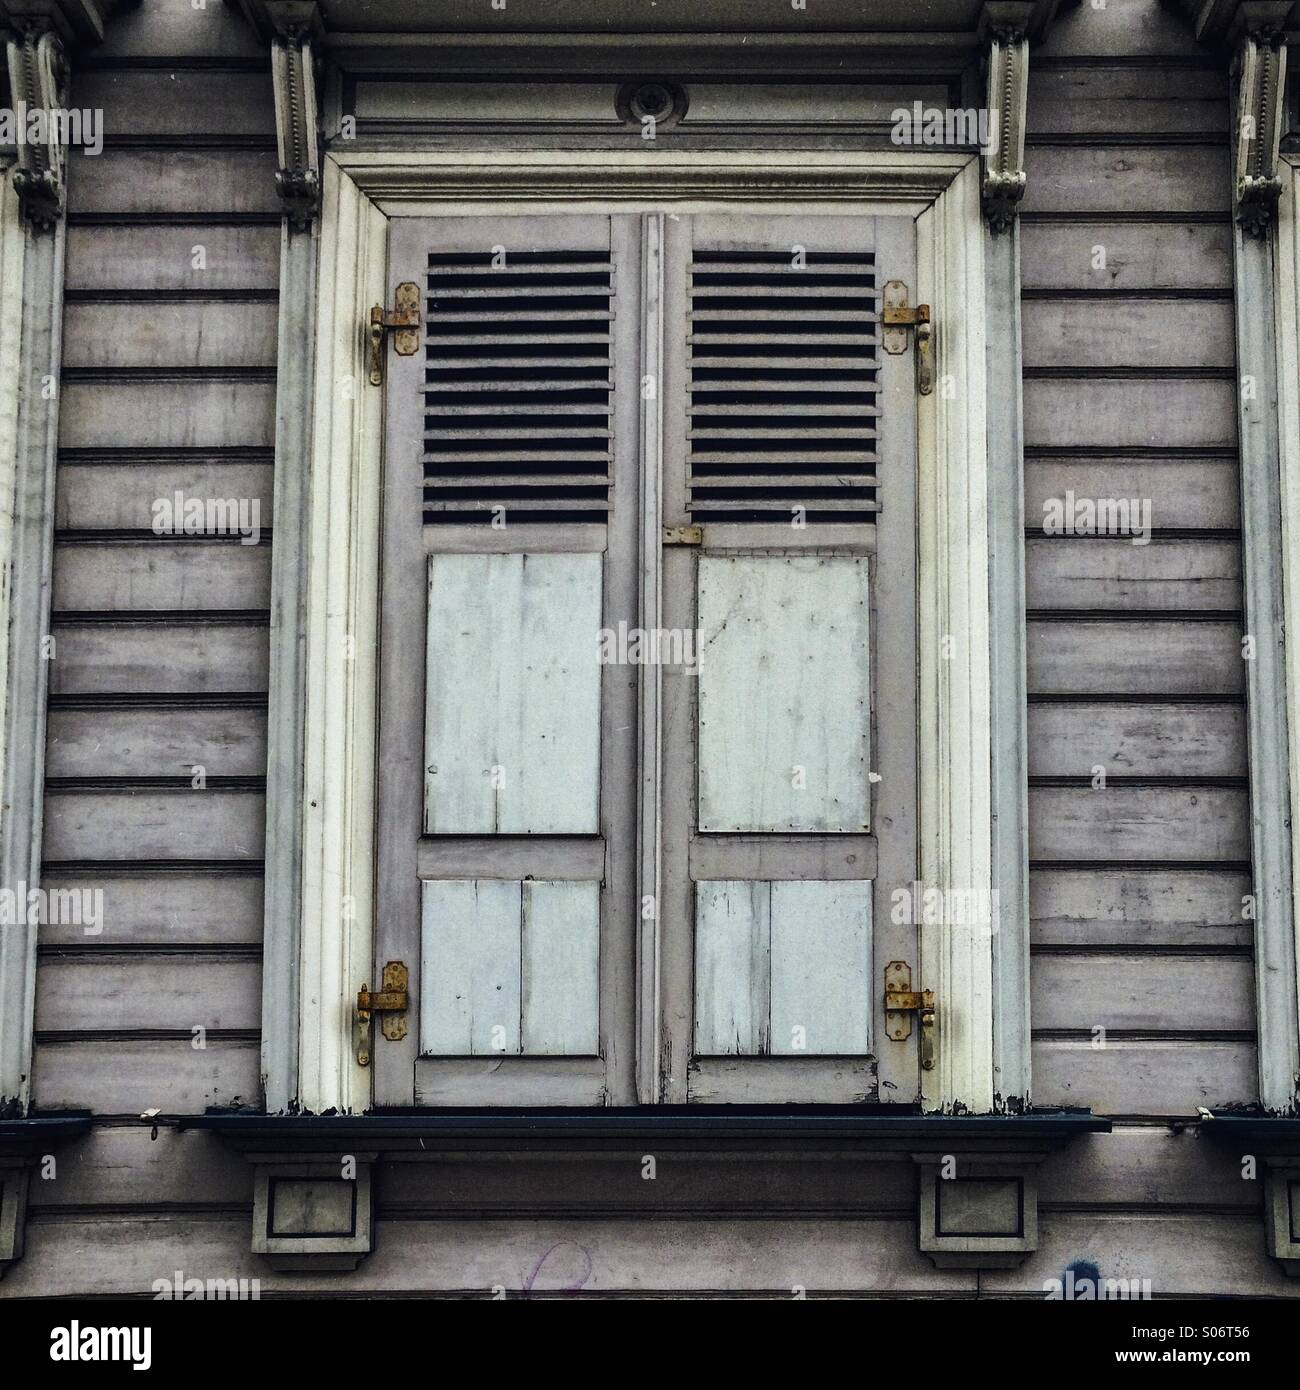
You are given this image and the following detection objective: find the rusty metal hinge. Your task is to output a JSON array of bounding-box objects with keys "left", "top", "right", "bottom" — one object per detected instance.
[
  {"left": 355, "top": 960, "right": 409, "bottom": 1066},
  {"left": 367, "top": 282, "right": 420, "bottom": 386},
  {"left": 881, "top": 280, "right": 934, "bottom": 397},
  {"left": 884, "top": 959, "right": 936, "bottom": 1072}
]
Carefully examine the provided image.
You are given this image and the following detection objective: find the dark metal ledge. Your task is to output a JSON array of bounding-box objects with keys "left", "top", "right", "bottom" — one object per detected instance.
[
  {"left": 182, "top": 1106, "right": 1108, "bottom": 1155},
  {"left": 1203, "top": 1112, "right": 1300, "bottom": 1151},
  {"left": 0, "top": 1111, "right": 93, "bottom": 1155}
]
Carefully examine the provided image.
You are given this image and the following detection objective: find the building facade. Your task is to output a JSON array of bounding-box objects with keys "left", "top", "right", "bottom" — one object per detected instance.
[{"left": 0, "top": 0, "right": 1299, "bottom": 1297}]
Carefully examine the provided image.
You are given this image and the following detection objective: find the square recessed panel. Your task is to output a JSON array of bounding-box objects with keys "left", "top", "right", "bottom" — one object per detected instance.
[
  {"left": 935, "top": 1178, "right": 1024, "bottom": 1239},
  {"left": 268, "top": 1179, "right": 357, "bottom": 1238}
]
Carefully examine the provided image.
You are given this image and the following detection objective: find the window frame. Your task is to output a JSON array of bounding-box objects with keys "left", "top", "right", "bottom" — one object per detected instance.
[{"left": 284, "top": 146, "right": 1020, "bottom": 1116}]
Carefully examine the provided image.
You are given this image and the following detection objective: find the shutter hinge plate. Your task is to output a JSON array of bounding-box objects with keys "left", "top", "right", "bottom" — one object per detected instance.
[
  {"left": 356, "top": 960, "right": 409, "bottom": 1065},
  {"left": 662, "top": 525, "right": 703, "bottom": 546},
  {"left": 368, "top": 282, "right": 421, "bottom": 386},
  {"left": 881, "top": 280, "right": 934, "bottom": 396},
  {"left": 884, "top": 959, "right": 936, "bottom": 1071}
]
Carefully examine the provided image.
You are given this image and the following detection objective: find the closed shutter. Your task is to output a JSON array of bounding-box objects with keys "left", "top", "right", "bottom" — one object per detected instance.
[
  {"left": 374, "top": 214, "right": 642, "bottom": 1107},
  {"left": 656, "top": 213, "right": 919, "bottom": 1104},
  {"left": 374, "top": 210, "right": 921, "bottom": 1108}
]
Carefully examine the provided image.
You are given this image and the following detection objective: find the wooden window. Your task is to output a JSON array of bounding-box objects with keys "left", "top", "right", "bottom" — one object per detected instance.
[{"left": 375, "top": 210, "right": 919, "bottom": 1107}]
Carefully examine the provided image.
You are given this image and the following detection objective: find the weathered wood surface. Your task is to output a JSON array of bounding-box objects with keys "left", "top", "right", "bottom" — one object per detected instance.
[
  {"left": 1020, "top": 223, "right": 1232, "bottom": 292},
  {"left": 66, "top": 225, "right": 280, "bottom": 292},
  {"left": 95, "top": 0, "right": 264, "bottom": 58},
  {"left": 1036, "top": 1124, "right": 1259, "bottom": 1209},
  {"left": 1029, "top": 786, "right": 1249, "bottom": 863},
  {"left": 1019, "top": 4, "right": 1252, "bottom": 1129},
  {"left": 1022, "top": 298, "right": 1234, "bottom": 370},
  {"left": 1027, "top": 619, "right": 1243, "bottom": 695},
  {"left": 1025, "top": 459, "right": 1239, "bottom": 531},
  {"left": 1027, "top": 65, "right": 1227, "bottom": 135},
  {"left": 3, "top": 1213, "right": 975, "bottom": 1296},
  {"left": 49, "top": 620, "right": 269, "bottom": 694},
  {"left": 686, "top": 1056, "right": 875, "bottom": 1105},
  {"left": 66, "top": 150, "right": 280, "bottom": 215},
  {"left": 29, "top": 1125, "right": 251, "bottom": 1208},
  {"left": 37, "top": 872, "right": 264, "bottom": 947},
  {"left": 420, "top": 880, "right": 600, "bottom": 1056},
  {"left": 56, "top": 461, "right": 274, "bottom": 531},
  {"left": 1025, "top": 538, "right": 1240, "bottom": 613},
  {"left": 31, "top": 1038, "right": 260, "bottom": 1114},
  {"left": 1033, "top": 1038, "right": 1257, "bottom": 1116},
  {"left": 43, "top": 789, "right": 265, "bottom": 862},
  {"left": 59, "top": 380, "right": 277, "bottom": 451},
  {"left": 35, "top": 954, "right": 261, "bottom": 1033},
  {"left": 62, "top": 301, "right": 278, "bottom": 370},
  {"left": 424, "top": 552, "right": 603, "bottom": 835},
  {"left": 1031, "top": 953, "right": 1254, "bottom": 1032},
  {"left": 53, "top": 541, "right": 271, "bottom": 613},
  {"left": 1024, "top": 379, "right": 1237, "bottom": 450},
  {"left": 694, "top": 879, "right": 873, "bottom": 1056},
  {"left": 1023, "top": 147, "right": 1231, "bottom": 214},
  {"left": 8, "top": 1206, "right": 1289, "bottom": 1297},
  {"left": 1028, "top": 703, "right": 1244, "bottom": 778},
  {"left": 78, "top": 71, "right": 275, "bottom": 134},
  {"left": 697, "top": 554, "right": 871, "bottom": 833},
  {"left": 1036, "top": 1, "right": 1203, "bottom": 57},
  {"left": 983, "top": 1212, "right": 1285, "bottom": 1298},
  {"left": 1031, "top": 868, "right": 1253, "bottom": 948},
  {"left": 38, "top": 50, "right": 275, "bottom": 1158},
  {"left": 47, "top": 707, "right": 268, "bottom": 778}
]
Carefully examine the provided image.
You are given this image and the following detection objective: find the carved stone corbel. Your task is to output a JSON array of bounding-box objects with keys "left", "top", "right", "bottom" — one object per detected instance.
[
  {"left": 1234, "top": 24, "right": 1288, "bottom": 237},
  {"left": 269, "top": 2, "right": 322, "bottom": 231},
  {"left": 980, "top": 5, "right": 1031, "bottom": 234},
  {"left": 4, "top": 21, "right": 70, "bottom": 232}
]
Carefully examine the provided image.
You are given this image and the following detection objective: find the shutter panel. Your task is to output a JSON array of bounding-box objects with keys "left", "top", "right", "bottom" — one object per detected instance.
[
  {"left": 422, "top": 238, "right": 615, "bottom": 522},
  {"left": 686, "top": 246, "right": 880, "bottom": 522},
  {"left": 375, "top": 215, "right": 641, "bottom": 1105},
  {"left": 658, "top": 213, "right": 919, "bottom": 1103}
]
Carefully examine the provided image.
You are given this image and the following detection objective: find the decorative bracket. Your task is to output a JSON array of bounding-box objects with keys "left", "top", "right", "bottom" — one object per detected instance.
[
  {"left": 1203, "top": 1115, "right": 1300, "bottom": 1277},
  {"left": 980, "top": 5, "right": 1031, "bottom": 234},
  {"left": 1234, "top": 24, "right": 1288, "bottom": 237},
  {"left": 249, "top": 1152, "right": 375, "bottom": 1271},
  {"left": 913, "top": 1150, "right": 1047, "bottom": 1269},
  {"left": 269, "top": 2, "right": 322, "bottom": 231},
  {"left": 4, "top": 22, "right": 70, "bottom": 232},
  {"left": 0, "top": 1114, "right": 92, "bottom": 1278}
]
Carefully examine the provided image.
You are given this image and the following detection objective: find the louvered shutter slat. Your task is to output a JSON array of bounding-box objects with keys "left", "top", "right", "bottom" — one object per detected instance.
[
  {"left": 423, "top": 247, "right": 615, "bottom": 524},
  {"left": 686, "top": 246, "right": 881, "bottom": 522}
]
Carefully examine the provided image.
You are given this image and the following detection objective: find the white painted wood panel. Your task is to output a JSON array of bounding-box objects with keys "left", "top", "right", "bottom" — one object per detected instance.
[
  {"left": 420, "top": 879, "right": 521, "bottom": 1056},
  {"left": 521, "top": 880, "right": 599, "bottom": 1055},
  {"left": 697, "top": 554, "right": 870, "bottom": 832},
  {"left": 422, "top": 878, "right": 600, "bottom": 1057},
  {"left": 770, "top": 880, "right": 872, "bottom": 1055},
  {"left": 694, "top": 879, "right": 871, "bottom": 1056},
  {"left": 694, "top": 880, "right": 769, "bottom": 1055},
  {"left": 425, "top": 552, "right": 602, "bottom": 834}
]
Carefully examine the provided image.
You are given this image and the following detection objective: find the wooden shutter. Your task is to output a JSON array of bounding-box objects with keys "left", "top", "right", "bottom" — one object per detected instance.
[
  {"left": 374, "top": 215, "right": 642, "bottom": 1106},
  {"left": 375, "top": 209, "right": 921, "bottom": 1109},
  {"left": 656, "top": 213, "right": 920, "bottom": 1104}
]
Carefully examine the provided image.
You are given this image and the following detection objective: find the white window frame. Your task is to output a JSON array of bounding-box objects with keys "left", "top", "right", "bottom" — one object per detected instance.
[{"left": 294, "top": 146, "right": 1004, "bottom": 1116}]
